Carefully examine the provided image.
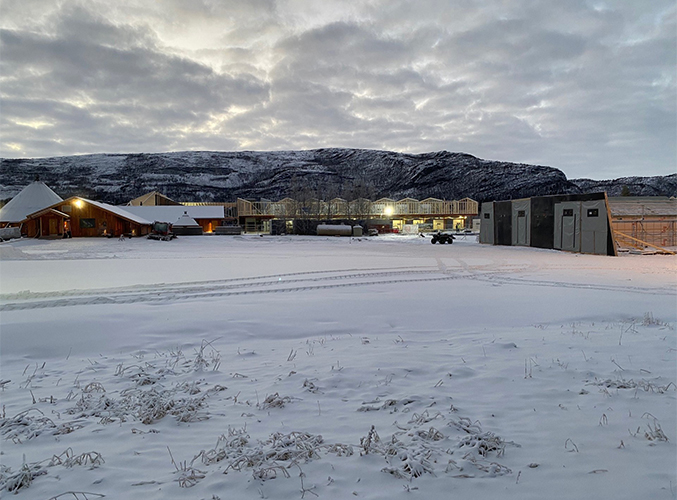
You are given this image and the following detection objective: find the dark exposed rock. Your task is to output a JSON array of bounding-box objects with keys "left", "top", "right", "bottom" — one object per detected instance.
[
  {"left": 570, "top": 174, "right": 677, "bottom": 198},
  {"left": 1, "top": 149, "right": 673, "bottom": 204}
]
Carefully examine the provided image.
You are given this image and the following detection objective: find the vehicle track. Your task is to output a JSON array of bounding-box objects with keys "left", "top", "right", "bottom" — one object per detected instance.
[
  {"left": 453, "top": 257, "right": 672, "bottom": 296},
  {"left": 1, "top": 264, "right": 670, "bottom": 311},
  {"left": 471, "top": 274, "right": 674, "bottom": 296},
  {"left": 0, "top": 266, "right": 440, "bottom": 301},
  {"left": 1, "top": 266, "right": 478, "bottom": 310},
  {"left": 0, "top": 274, "right": 468, "bottom": 310}
]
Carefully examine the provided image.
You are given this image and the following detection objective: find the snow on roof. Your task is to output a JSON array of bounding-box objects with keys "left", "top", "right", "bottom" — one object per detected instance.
[
  {"left": 121, "top": 205, "right": 224, "bottom": 222},
  {"left": 75, "top": 198, "right": 152, "bottom": 225},
  {"left": 173, "top": 211, "right": 201, "bottom": 227},
  {"left": 0, "top": 181, "right": 63, "bottom": 223}
]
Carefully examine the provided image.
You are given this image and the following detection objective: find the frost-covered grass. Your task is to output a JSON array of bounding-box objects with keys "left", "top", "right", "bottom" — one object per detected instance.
[{"left": 0, "top": 235, "right": 675, "bottom": 499}]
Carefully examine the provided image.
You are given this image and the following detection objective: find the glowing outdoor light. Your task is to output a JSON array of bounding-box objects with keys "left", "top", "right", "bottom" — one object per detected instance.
[
  {"left": 384, "top": 206, "right": 393, "bottom": 216},
  {"left": 74, "top": 199, "right": 84, "bottom": 208}
]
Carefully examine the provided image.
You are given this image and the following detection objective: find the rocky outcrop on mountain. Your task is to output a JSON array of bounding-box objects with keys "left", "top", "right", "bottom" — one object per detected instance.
[
  {"left": 571, "top": 174, "right": 676, "bottom": 198},
  {"left": 1, "top": 149, "right": 673, "bottom": 204}
]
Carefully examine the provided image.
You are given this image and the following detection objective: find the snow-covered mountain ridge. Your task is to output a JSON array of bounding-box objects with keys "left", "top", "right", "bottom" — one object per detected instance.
[{"left": 1, "top": 149, "right": 674, "bottom": 203}]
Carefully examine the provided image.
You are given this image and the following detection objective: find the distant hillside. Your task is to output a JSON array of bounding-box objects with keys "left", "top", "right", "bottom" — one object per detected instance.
[
  {"left": 1, "top": 149, "right": 674, "bottom": 204},
  {"left": 570, "top": 174, "right": 676, "bottom": 197}
]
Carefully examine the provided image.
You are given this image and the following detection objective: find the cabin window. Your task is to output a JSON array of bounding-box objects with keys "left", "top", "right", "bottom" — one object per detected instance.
[
  {"left": 79, "top": 218, "right": 96, "bottom": 228},
  {"left": 61, "top": 205, "right": 71, "bottom": 213},
  {"left": 563, "top": 209, "right": 574, "bottom": 217},
  {"left": 484, "top": 213, "right": 491, "bottom": 219},
  {"left": 587, "top": 209, "right": 599, "bottom": 217},
  {"left": 517, "top": 210, "right": 526, "bottom": 217}
]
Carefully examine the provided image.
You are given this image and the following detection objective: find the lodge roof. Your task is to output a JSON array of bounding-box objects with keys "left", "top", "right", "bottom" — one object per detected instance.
[
  {"left": 122, "top": 205, "right": 225, "bottom": 221},
  {"left": 25, "top": 197, "right": 152, "bottom": 226},
  {"left": 0, "top": 181, "right": 63, "bottom": 223}
]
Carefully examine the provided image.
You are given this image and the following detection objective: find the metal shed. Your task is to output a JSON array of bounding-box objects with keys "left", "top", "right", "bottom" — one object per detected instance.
[{"left": 480, "top": 192, "right": 616, "bottom": 256}]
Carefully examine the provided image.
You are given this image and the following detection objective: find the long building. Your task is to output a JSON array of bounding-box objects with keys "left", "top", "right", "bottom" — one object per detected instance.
[
  {"left": 187, "top": 196, "right": 479, "bottom": 233},
  {"left": 0, "top": 183, "right": 479, "bottom": 237}
]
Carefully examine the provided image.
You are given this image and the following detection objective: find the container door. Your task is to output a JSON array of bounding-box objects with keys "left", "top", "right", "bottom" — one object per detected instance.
[
  {"left": 511, "top": 199, "right": 531, "bottom": 246},
  {"left": 580, "top": 200, "right": 607, "bottom": 255},
  {"left": 517, "top": 211, "right": 527, "bottom": 245},
  {"left": 554, "top": 202, "right": 581, "bottom": 252},
  {"left": 479, "top": 202, "right": 494, "bottom": 244}
]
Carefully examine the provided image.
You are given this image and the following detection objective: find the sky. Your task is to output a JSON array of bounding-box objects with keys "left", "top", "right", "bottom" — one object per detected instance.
[{"left": 0, "top": 0, "right": 675, "bottom": 180}]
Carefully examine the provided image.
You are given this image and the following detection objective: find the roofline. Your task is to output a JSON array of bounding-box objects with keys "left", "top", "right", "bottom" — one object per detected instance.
[
  {"left": 26, "top": 197, "right": 151, "bottom": 226},
  {"left": 27, "top": 207, "right": 70, "bottom": 219}
]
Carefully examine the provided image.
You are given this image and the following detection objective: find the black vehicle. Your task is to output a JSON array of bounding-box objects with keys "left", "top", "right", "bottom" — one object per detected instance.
[{"left": 430, "top": 231, "right": 455, "bottom": 244}]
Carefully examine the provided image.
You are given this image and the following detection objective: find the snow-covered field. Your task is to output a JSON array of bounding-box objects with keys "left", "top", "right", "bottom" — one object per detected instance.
[{"left": 0, "top": 234, "right": 675, "bottom": 499}]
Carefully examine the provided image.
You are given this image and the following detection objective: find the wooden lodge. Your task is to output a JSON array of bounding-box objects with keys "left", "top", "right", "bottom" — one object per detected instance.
[{"left": 24, "top": 197, "right": 151, "bottom": 238}]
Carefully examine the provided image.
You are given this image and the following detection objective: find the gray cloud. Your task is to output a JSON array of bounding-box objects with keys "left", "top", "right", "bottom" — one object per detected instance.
[{"left": 0, "top": 0, "right": 674, "bottom": 179}]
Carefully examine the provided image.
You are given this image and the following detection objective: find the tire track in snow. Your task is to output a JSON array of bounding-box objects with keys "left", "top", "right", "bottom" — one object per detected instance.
[
  {"left": 0, "top": 266, "right": 439, "bottom": 301},
  {"left": 2, "top": 263, "right": 669, "bottom": 311},
  {"left": 0, "top": 274, "right": 468, "bottom": 310},
  {"left": 452, "top": 257, "right": 671, "bottom": 296},
  {"left": 470, "top": 274, "right": 674, "bottom": 296}
]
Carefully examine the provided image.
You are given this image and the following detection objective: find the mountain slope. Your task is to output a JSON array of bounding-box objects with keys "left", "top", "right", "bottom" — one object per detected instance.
[
  {"left": 570, "top": 174, "right": 677, "bottom": 197},
  {"left": 1, "top": 149, "right": 673, "bottom": 204}
]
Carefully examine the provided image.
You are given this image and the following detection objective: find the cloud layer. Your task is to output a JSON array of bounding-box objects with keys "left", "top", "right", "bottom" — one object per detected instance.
[{"left": 1, "top": 0, "right": 674, "bottom": 178}]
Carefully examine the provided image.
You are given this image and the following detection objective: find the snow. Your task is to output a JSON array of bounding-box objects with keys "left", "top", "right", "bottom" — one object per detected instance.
[
  {"left": 172, "top": 213, "right": 202, "bottom": 228},
  {"left": 0, "top": 235, "right": 675, "bottom": 499},
  {"left": 122, "top": 206, "right": 226, "bottom": 222},
  {"left": 78, "top": 199, "right": 152, "bottom": 225},
  {"left": 0, "top": 181, "right": 63, "bottom": 223}
]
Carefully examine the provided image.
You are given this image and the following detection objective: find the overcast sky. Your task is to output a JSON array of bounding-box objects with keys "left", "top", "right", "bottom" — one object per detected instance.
[{"left": 1, "top": 0, "right": 674, "bottom": 179}]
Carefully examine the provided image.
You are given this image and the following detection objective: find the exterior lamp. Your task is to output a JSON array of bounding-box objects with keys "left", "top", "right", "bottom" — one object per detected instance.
[
  {"left": 384, "top": 206, "right": 393, "bottom": 217},
  {"left": 74, "top": 199, "right": 84, "bottom": 208}
]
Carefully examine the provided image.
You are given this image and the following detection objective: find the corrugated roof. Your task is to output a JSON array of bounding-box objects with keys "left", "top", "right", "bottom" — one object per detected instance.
[
  {"left": 121, "top": 205, "right": 224, "bottom": 222},
  {"left": 0, "top": 181, "right": 63, "bottom": 223}
]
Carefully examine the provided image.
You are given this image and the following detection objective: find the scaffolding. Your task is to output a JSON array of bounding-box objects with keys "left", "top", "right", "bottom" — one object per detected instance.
[
  {"left": 608, "top": 197, "right": 677, "bottom": 253},
  {"left": 613, "top": 219, "right": 676, "bottom": 253},
  {"left": 236, "top": 196, "right": 478, "bottom": 219}
]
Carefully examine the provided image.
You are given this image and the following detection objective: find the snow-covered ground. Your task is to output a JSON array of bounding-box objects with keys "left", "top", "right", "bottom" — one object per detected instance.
[{"left": 0, "top": 234, "right": 675, "bottom": 499}]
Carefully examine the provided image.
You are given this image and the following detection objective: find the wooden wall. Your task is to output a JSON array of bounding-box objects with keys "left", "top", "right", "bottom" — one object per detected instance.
[{"left": 48, "top": 200, "right": 149, "bottom": 237}]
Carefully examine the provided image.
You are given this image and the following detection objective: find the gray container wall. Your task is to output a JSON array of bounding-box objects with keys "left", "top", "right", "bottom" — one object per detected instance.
[
  {"left": 554, "top": 202, "right": 581, "bottom": 252},
  {"left": 580, "top": 200, "right": 608, "bottom": 255},
  {"left": 479, "top": 202, "right": 494, "bottom": 244},
  {"left": 511, "top": 199, "right": 531, "bottom": 246},
  {"left": 483, "top": 192, "right": 612, "bottom": 254},
  {"left": 494, "top": 201, "right": 513, "bottom": 245}
]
